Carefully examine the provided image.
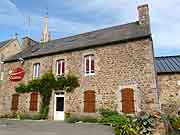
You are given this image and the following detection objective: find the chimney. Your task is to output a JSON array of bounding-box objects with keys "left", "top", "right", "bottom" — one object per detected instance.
[
  {"left": 22, "top": 37, "right": 38, "bottom": 49},
  {"left": 138, "top": 4, "right": 150, "bottom": 28}
]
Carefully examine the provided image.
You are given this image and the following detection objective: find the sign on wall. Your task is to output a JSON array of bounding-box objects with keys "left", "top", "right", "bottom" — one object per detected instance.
[{"left": 9, "top": 68, "right": 25, "bottom": 81}]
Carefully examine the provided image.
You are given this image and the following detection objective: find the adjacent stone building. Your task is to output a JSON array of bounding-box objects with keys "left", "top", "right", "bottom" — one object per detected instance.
[
  {"left": 0, "top": 4, "right": 160, "bottom": 120},
  {"left": 156, "top": 56, "right": 180, "bottom": 114},
  {"left": 0, "top": 38, "right": 22, "bottom": 81}
]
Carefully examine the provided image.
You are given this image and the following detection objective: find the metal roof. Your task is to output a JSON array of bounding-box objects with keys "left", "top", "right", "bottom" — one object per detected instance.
[
  {"left": 5, "top": 21, "right": 151, "bottom": 62},
  {"left": 155, "top": 56, "right": 180, "bottom": 73}
]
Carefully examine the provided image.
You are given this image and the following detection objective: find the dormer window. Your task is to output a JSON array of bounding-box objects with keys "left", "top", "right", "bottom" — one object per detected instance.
[
  {"left": 84, "top": 55, "right": 95, "bottom": 76},
  {"left": 56, "top": 59, "right": 65, "bottom": 76}
]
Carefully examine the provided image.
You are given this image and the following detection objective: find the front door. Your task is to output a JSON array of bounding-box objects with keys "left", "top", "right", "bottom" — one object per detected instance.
[{"left": 54, "top": 92, "right": 64, "bottom": 120}]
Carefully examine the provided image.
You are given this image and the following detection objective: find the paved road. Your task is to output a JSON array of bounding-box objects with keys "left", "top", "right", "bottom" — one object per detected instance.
[{"left": 0, "top": 120, "right": 114, "bottom": 135}]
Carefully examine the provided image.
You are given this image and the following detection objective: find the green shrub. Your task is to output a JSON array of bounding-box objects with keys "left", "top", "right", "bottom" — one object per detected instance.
[
  {"left": 32, "top": 114, "right": 42, "bottom": 120},
  {"left": 66, "top": 116, "right": 97, "bottom": 123},
  {"left": 0, "top": 113, "right": 16, "bottom": 119},
  {"left": 99, "top": 109, "right": 158, "bottom": 135},
  {"left": 104, "top": 115, "right": 136, "bottom": 135},
  {"left": 132, "top": 114, "right": 155, "bottom": 135},
  {"left": 0, "top": 112, "right": 44, "bottom": 120},
  {"left": 66, "top": 116, "right": 80, "bottom": 123},
  {"left": 81, "top": 116, "right": 97, "bottom": 123},
  {"left": 168, "top": 114, "right": 180, "bottom": 133},
  {"left": 65, "top": 112, "right": 71, "bottom": 120},
  {"left": 98, "top": 108, "right": 119, "bottom": 118},
  {"left": 15, "top": 112, "right": 25, "bottom": 120}
]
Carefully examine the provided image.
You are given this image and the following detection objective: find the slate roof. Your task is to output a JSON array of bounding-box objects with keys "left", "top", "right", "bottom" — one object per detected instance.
[
  {"left": 155, "top": 56, "right": 180, "bottom": 73},
  {"left": 0, "top": 39, "right": 13, "bottom": 48},
  {"left": 5, "top": 21, "right": 151, "bottom": 62}
]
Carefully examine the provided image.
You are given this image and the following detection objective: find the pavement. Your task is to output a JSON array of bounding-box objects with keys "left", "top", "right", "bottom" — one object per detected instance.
[{"left": 0, "top": 120, "right": 114, "bottom": 135}]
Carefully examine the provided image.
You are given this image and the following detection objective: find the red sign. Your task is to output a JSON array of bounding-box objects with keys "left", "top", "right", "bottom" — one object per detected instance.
[{"left": 9, "top": 68, "right": 25, "bottom": 81}]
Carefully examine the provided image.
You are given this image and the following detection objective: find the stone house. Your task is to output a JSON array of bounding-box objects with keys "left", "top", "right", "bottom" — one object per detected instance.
[
  {"left": 0, "top": 38, "right": 22, "bottom": 81},
  {"left": 0, "top": 4, "right": 160, "bottom": 120},
  {"left": 156, "top": 56, "right": 180, "bottom": 114}
]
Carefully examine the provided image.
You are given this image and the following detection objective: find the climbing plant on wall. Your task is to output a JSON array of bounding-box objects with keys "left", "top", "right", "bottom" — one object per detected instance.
[{"left": 15, "top": 71, "right": 79, "bottom": 119}]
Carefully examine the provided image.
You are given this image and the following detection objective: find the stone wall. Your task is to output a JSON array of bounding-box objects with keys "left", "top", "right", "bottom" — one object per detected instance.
[
  {"left": 0, "top": 39, "right": 22, "bottom": 82},
  {"left": 157, "top": 73, "right": 180, "bottom": 114},
  {"left": 0, "top": 38, "right": 159, "bottom": 119},
  {"left": 0, "top": 39, "right": 22, "bottom": 60}
]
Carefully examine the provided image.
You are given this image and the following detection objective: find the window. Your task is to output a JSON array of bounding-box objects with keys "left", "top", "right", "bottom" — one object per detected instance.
[
  {"left": 1, "top": 54, "right": 4, "bottom": 80},
  {"left": 121, "top": 88, "right": 135, "bottom": 113},
  {"left": 84, "top": 55, "right": 95, "bottom": 76},
  {"left": 33, "top": 63, "right": 40, "bottom": 79},
  {"left": 11, "top": 94, "right": 19, "bottom": 112},
  {"left": 0, "top": 72, "right": 4, "bottom": 80},
  {"left": 84, "top": 90, "right": 96, "bottom": 113},
  {"left": 56, "top": 59, "right": 65, "bottom": 76},
  {"left": 30, "top": 93, "right": 38, "bottom": 111}
]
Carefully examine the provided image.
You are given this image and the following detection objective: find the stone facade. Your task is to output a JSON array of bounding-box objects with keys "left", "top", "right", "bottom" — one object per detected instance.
[
  {"left": 157, "top": 74, "right": 180, "bottom": 114},
  {"left": 0, "top": 39, "right": 22, "bottom": 81},
  {"left": 0, "top": 4, "right": 161, "bottom": 119},
  {"left": 0, "top": 39, "right": 21, "bottom": 60},
  {"left": 0, "top": 38, "right": 160, "bottom": 119}
]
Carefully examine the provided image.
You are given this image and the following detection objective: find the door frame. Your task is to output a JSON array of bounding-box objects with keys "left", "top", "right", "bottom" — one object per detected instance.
[
  {"left": 54, "top": 91, "right": 65, "bottom": 120},
  {"left": 116, "top": 85, "right": 141, "bottom": 113}
]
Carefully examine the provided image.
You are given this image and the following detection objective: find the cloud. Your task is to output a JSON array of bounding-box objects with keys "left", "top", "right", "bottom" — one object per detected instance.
[
  {"left": 149, "top": 0, "right": 180, "bottom": 51},
  {"left": 0, "top": 0, "right": 109, "bottom": 40},
  {"left": 0, "top": 0, "right": 23, "bottom": 26},
  {"left": 1, "top": 0, "right": 180, "bottom": 56}
]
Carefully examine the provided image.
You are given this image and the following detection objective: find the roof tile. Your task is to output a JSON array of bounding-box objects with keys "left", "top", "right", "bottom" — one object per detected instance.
[{"left": 5, "top": 21, "right": 150, "bottom": 62}]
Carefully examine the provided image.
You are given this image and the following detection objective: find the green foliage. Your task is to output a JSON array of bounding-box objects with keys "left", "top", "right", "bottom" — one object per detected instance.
[
  {"left": 55, "top": 76, "right": 67, "bottom": 89},
  {"left": 64, "top": 112, "right": 71, "bottom": 119},
  {"left": 98, "top": 108, "right": 119, "bottom": 118},
  {"left": 132, "top": 114, "right": 155, "bottom": 135},
  {"left": 32, "top": 114, "right": 42, "bottom": 120},
  {"left": 168, "top": 115, "right": 180, "bottom": 133},
  {"left": 0, "top": 112, "right": 17, "bottom": 119},
  {"left": 66, "top": 116, "right": 80, "bottom": 123},
  {"left": 65, "top": 74, "right": 80, "bottom": 92},
  {"left": 15, "top": 71, "right": 79, "bottom": 119},
  {"left": 99, "top": 109, "right": 157, "bottom": 135},
  {"left": 99, "top": 109, "right": 137, "bottom": 135},
  {"left": 16, "top": 83, "right": 29, "bottom": 93},
  {"left": 81, "top": 116, "right": 97, "bottom": 123},
  {"left": 0, "top": 112, "right": 41, "bottom": 120},
  {"left": 66, "top": 115, "right": 97, "bottom": 123}
]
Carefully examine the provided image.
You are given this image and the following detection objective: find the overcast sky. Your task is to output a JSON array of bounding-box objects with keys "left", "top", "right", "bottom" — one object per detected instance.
[{"left": 0, "top": 0, "right": 179, "bottom": 56}]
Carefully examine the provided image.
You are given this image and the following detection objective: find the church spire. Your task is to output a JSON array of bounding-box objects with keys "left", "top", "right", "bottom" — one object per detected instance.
[{"left": 41, "top": 8, "right": 51, "bottom": 43}]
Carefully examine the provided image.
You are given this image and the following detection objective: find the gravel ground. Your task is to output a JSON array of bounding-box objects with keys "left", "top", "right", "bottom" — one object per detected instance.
[{"left": 0, "top": 120, "right": 114, "bottom": 135}]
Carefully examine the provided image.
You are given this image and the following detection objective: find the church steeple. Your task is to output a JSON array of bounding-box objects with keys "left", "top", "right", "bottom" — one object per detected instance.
[{"left": 41, "top": 9, "right": 51, "bottom": 43}]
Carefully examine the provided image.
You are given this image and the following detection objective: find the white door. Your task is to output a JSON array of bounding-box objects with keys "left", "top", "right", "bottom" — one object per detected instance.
[{"left": 54, "top": 93, "right": 64, "bottom": 120}]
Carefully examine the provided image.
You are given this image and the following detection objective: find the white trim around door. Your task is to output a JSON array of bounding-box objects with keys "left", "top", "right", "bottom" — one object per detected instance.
[{"left": 54, "top": 92, "right": 64, "bottom": 120}]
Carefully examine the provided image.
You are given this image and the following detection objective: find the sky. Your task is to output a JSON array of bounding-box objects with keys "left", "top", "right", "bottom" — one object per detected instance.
[{"left": 0, "top": 0, "right": 180, "bottom": 56}]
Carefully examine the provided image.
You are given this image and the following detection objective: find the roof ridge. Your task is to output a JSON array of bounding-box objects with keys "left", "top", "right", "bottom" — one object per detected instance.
[
  {"left": 0, "top": 38, "right": 16, "bottom": 48},
  {"left": 0, "top": 38, "right": 13, "bottom": 44},
  {"left": 156, "top": 55, "right": 180, "bottom": 58}
]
